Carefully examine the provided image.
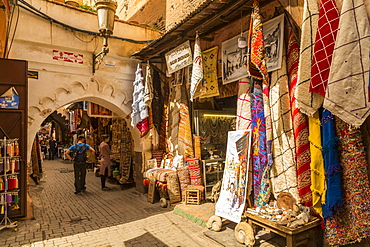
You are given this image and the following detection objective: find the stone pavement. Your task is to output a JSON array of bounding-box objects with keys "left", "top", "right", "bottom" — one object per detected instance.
[{"left": 0, "top": 159, "right": 222, "bottom": 247}]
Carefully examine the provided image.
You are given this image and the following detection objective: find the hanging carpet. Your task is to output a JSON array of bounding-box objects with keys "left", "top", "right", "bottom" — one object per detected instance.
[
  {"left": 236, "top": 77, "right": 252, "bottom": 130},
  {"left": 201, "top": 46, "right": 220, "bottom": 98}
]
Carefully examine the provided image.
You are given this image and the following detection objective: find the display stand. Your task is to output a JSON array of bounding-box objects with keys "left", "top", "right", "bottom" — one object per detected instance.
[{"left": 0, "top": 137, "right": 19, "bottom": 230}]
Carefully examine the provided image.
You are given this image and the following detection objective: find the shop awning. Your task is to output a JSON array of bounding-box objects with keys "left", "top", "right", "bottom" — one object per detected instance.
[{"left": 132, "top": 0, "right": 275, "bottom": 61}]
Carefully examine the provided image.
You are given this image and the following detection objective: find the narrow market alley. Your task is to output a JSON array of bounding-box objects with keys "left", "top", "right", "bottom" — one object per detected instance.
[{"left": 0, "top": 159, "right": 221, "bottom": 247}]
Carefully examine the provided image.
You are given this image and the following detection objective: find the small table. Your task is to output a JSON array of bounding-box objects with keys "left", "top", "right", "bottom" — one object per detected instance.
[{"left": 245, "top": 212, "right": 322, "bottom": 247}]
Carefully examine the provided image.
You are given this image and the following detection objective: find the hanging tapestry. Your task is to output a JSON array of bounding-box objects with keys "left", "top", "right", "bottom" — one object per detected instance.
[
  {"left": 251, "top": 81, "right": 269, "bottom": 207},
  {"left": 131, "top": 64, "right": 149, "bottom": 133},
  {"left": 308, "top": 111, "right": 326, "bottom": 217},
  {"left": 190, "top": 33, "right": 204, "bottom": 101},
  {"left": 263, "top": 82, "right": 273, "bottom": 175},
  {"left": 201, "top": 46, "right": 220, "bottom": 98},
  {"left": 217, "top": 80, "right": 238, "bottom": 98},
  {"left": 248, "top": 0, "right": 269, "bottom": 84},
  {"left": 269, "top": 49, "right": 299, "bottom": 202},
  {"left": 178, "top": 103, "right": 194, "bottom": 158},
  {"left": 295, "top": 0, "right": 323, "bottom": 116},
  {"left": 287, "top": 31, "right": 312, "bottom": 206},
  {"left": 152, "top": 69, "right": 164, "bottom": 132},
  {"left": 236, "top": 77, "right": 252, "bottom": 130},
  {"left": 325, "top": 118, "right": 370, "bottom": 246},
  {"left": 321, "top": 110, "right": 343, "bottom": 219},
  {"left": 323, "top": 0, "right": 370, "bottom": 128},
  {"left": 166, "top": 172, "right": 182, "bottom": 204},
  {"left": 309, "top": 0, "right": 340, "bottom": 98}
]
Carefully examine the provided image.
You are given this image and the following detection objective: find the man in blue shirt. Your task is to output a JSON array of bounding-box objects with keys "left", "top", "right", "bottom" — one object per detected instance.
[{"left": 65, "top": 135, "right": 95, "bottom": 195}]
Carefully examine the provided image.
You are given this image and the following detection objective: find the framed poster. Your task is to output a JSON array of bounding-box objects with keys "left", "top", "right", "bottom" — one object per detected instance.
[
  {"left": 263, "top": 14, "right": 284, "bottom": 72},
  {"left": 222, "top": 31, "right": 249, "bottom": 85},
  {"left": 88, "top": 102, "right": 113, "bottom": 118},
  {"left": 165, "top": 41, "right": 193, "bottom": 74},
  {"left": 215, "top": 130, "right": 252, "bottom": 223}
]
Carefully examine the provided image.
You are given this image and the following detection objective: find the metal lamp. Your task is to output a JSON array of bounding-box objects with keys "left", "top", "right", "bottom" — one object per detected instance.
[{"left": 93, "top": 0, "right": 117, "bottom": 73}]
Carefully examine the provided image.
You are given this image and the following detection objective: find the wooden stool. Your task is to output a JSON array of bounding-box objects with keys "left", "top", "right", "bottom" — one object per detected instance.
[{"left": 185, "top": 189, "right": 201, "bottom": 205}]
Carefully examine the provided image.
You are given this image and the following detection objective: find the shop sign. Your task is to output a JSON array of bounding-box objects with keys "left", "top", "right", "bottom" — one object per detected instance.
[
  {"left": 165, "top": 41, "right": 193, "bottom": 74},
  {"left": 0, "top": 87, "right": 19, "bottom": 109},
  {"left": 215, "top": 129, "right": 252, "bottom": 223},
  {"left": 28, "top": 70, "right": 38, "bottom": 79},
  {"left": 52, "top": 50, "right": 83, "bottom": 64}
]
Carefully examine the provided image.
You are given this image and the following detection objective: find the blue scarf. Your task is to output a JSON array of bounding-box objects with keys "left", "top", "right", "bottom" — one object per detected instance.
[{"left": 321, "top": 109, "right": 343, "bottom": 218}]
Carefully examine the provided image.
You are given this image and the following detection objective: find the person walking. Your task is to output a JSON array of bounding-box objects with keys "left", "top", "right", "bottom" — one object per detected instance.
[
  {"left": 48, "top": 137, "right": 57, "bottom": 160},
  {"left": 99, "top": 134, "right": 116, "bottom": 191},
  {"left": 65, "top": 135, "right": 95, "bottom": 195}
]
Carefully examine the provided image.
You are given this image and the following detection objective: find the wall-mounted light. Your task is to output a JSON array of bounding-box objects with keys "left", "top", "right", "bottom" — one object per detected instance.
[{"left": 92, "top": 0, "right": 117, "bottom": 74}]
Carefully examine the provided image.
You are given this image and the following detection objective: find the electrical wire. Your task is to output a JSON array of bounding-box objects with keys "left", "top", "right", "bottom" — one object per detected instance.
[
  {"left": 6, "top": 3, "right": 20, "bottom": 58},
  {"left": 17, "top": 0, "right": 156, "bottom": 44}
]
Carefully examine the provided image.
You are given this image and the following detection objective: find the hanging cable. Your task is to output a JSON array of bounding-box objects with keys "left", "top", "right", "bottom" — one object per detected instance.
[
  {"left": 5, "top": 4, "right": 20, "bottom": 58},
  {"left": 17, "top": 0, "right": 156, "bottom": 44}
]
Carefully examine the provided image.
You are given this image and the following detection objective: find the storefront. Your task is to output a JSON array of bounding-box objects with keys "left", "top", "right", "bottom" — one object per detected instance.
[{"left": 130, "top": 0, "right": 370, "bottom": 246}]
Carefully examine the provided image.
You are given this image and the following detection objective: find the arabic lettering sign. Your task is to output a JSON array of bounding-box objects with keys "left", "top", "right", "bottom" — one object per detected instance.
[
  {"left": 165, "top": 41, "right": 193, "bottom": 74},
  {"left": 52, "top": 50, "right": 84, "bottom": 64}
]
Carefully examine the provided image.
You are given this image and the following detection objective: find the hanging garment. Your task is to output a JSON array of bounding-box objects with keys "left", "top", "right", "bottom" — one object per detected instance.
[
  {"left": 287, "top": 31, "right": 313, "bottom": 206},
  {"left": 248, "top": 0, "right": 269, "bottom": 84},
  {"left": 251, "top": 82, "right": 269, "bottom": 207},
  {"left": 325, "top": 118, "right": 370, "bottom": 246},
  {"left": 308, "top": 111, "right": 326, "bottom": 217},
  {"left": 269, "top": 49, "right": 299, "bottom": 203},
  {"left": 144, "top": 63, "right": 154, "bottom": 106},
  {"left": 296, "top": 0, "right": 323, "bottom": 116},
  {"left": 321, "top": 109, "right": 343, "bottom": 219},
  {"left": 201, "top": 46, "right": 220, "bottom": 98},
  {"left": 152, "top": 69, "right": 164, "bottom": 132},
  {"left": 131, "top": 64, "right": 149, "bottom": 133},
  {"left": 178, "top": 103, "right": 194, "bottom": 158},
  {"left": 190, "top": 33, "right": 204, "bottom": 101},
  {"left": 323, "top": 0, "right": 370, "bottom": 127},
  {"left": 236, "top": 77, "right": 252, "bottom": 130},
  {"left": 309, "top": 0, "right": 340, "bottom": 97}
]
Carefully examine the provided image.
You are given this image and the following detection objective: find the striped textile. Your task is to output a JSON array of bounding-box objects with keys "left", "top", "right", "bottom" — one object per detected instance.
[
  {"left": 323, "top": 0, "right": 370, "bottom": 127},
  {"left": 309, "top": 0, "right": 340, "bottom": 97},
  {"left": 287, "top": 31, "right": 313, "bottom": 206},
  {"left": 251, "top": 82, "right": 268, "bottom": 207},
  {"left": 269, "top": 48, "right": 299, "bottom": 203},
  {"left": 248, "top": 0, "right": 269, "bottom": 84},
  {"left": 295, "top": 0, "right": 324, "bottom": 116},
  {"left": 178, "top": 103, "right": 194, "bottom": 158},
  {"left": 236, "top": 77, "right": 252, "bottom": 130},
  {"left": 187, "top": 158, "right": 202, "bottom": 185}
]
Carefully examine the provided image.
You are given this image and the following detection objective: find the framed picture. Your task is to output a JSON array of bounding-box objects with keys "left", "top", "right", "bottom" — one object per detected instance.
[
  {"left": 222, "top": 31, "right": 249, "bottom": 85},
  {"left": 263, "top": 14, "right": 284, "bottom": 72},
  {"left": 88, "top": 102, "right": 113, "bottom": 118}
]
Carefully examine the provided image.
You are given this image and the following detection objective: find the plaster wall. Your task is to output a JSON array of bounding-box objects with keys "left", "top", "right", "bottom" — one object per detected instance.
[{"left": 7, "top": 0, "right": 161, "bottom": 161}]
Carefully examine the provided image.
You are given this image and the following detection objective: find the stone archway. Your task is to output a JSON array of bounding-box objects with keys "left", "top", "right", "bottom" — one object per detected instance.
[{"left": 27, "top": 78, "right": 141, "bottom": 162}]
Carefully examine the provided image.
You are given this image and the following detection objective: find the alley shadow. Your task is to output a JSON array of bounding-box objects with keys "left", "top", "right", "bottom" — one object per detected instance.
[{"left": 123, "top": 232, "right": 169, "bottom": 247}]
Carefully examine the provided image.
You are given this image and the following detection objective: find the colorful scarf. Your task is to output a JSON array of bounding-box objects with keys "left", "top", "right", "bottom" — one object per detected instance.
[
  {"left": 296, "top": 0, "right": 323, "bottom": 116},
  {"left": 178, "top": 103, "right": 194, "bottom": 158},
  {"left": 248, "top": 0, "right": 269, "bottom": 84},
  {"left": 131, "top": 64, "right": 149, "bottom": 133},
  {"left": 251, "top": 81, "right": 268, "bottom": 207},
  {"left": 323, "top": 0, "right": 370, "bottom": 127},
  {"left": 325, "top": 118, "right": 370, "bottom": 245},
  {"left": 308, "top": 111, "right": 326, "bottom": 217},
  {"left": 201, "top": 46, "right": 220, "bottom": 98},
  {"left": 287, "top": 31, "right": 312, "bottom": 206},
  {"left": 236, "top": 77, "right": 252, "bottom": 130},
  {"left": 190, "top": 33, "right": 203, "bottom": 101},
  {"left": 269, "top": 49, "right": 299, "bottom": 203},
  {"left": 309, "top": 0, "right": 340, "bottom": 97},
  {"left": 321, "top": 110, "right": 342, "bottom": 219}
]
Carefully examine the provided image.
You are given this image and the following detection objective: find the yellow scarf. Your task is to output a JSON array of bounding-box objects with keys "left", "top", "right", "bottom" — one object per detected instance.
[{"left": 308, "top": 111, "right": 326, "bottom": 217}]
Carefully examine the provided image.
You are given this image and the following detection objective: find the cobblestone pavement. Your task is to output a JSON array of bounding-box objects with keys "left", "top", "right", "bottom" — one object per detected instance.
[{"left": 0, "top": 159, "right": 222, "bottom": 247}]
